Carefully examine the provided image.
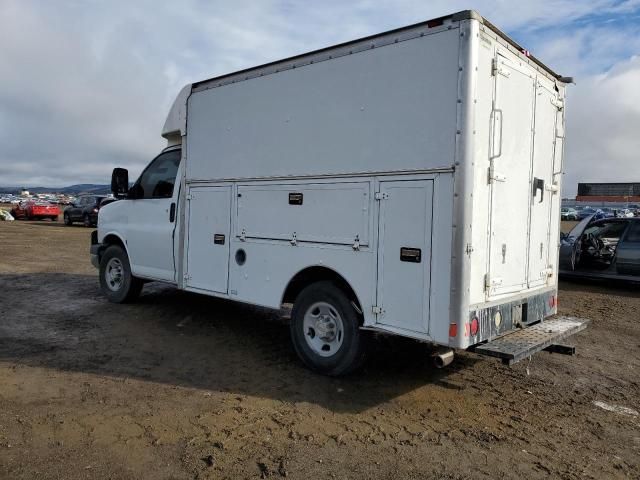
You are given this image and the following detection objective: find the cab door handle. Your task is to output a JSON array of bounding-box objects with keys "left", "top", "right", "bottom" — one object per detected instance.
[{"left": 169, "top": 202, "right": 176, "bottom": 222}]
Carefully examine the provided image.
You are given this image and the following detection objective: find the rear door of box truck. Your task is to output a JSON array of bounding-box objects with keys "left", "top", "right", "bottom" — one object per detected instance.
[{"left": 486, "top": 49, "right": 563, "bottom": 298}]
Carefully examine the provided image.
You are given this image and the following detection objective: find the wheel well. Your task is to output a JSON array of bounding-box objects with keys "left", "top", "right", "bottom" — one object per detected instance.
[
  {"left": 281, "top": 266, "right": 363, "bottom": 314},
  {"left": 102, "top": 234, "right": 127, "bottom": 252}
]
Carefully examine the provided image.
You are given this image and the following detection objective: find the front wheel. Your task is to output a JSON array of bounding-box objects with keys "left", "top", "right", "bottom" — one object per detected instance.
[
  {"left": 83, "top": 213, "right": 91, "bottom": 227},
  {"left": 290, "top": 281, "right": 367, "bottom": 376},
  {"left": 99, "top": 245, "right": 143, "bottom": 303},
  {"left": 64, "top": 213, "right": 72, "bottom": 226}
]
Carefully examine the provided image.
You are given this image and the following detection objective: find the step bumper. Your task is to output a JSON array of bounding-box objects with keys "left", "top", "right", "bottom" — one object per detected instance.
[{"left": 470, "top": 316, "right": 589, "bottom": 365}]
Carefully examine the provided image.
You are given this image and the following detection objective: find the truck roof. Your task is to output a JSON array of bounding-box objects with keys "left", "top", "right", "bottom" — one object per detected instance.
[{"left": 192, "top": 10, "right": 567, "bottom": 94}]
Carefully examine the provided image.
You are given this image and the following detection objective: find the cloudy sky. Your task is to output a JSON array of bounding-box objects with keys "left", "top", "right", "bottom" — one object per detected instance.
[{"left": 1, "top": 0, "right": 639, "bottom": 195}]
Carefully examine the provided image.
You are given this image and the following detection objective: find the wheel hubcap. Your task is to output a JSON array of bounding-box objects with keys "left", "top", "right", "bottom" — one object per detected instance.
[
  {"left": 302, "top": 302, "right": 344, "bottom": 357},
  {"left": 105, "top": 258, "right": 124, "bottom": 291}
]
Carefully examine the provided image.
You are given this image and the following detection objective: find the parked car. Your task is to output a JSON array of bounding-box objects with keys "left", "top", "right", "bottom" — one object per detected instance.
[
  {"left": 559, "top": 216, "right": 640, "bottom": 280},
  {"left": 10, "top": 200, "right": 60, "bottom": 221},
  {"left": 561, "top": 207, "right": 578, "bottom": 220},
  {"left": 615, "top": 208, "right": 634, "bottom": 218},
  {"left": 600, "top": 207, "right": 616, "bottom": 218},
  {"left": 63, "top": 195, "right": 110, "bottom": 227},
  {"left": 577, "top": 207, "right": 599, "bottom": 220}
]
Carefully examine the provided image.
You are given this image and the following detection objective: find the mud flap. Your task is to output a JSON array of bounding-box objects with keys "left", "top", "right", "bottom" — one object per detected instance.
[{"left": 470, "top": 316, "right": 588, "bottom": 365}]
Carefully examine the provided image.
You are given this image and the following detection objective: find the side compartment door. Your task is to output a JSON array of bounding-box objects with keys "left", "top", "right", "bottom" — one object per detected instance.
[
  {"left": 527, "top": 82, "right": 560, "bottom": 287},
  {"left": 487, "top": 53, "right": 535, "bottom": 297},
  {"left": 185, "top": 186, "right": 232, "bottom": 293},
  {"left": 376, "top": 179, "right": 433, "bottom": 334}
]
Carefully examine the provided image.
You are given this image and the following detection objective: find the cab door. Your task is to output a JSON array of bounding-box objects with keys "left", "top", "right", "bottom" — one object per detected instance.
[{"left": 125, "top": 148, "right": 181, "bottom": 282}]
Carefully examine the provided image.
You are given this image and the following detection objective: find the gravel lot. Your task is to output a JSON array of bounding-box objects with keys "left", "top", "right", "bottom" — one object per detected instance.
[{"left": 0, "top": 219, "right": 638, "bottom": 479}]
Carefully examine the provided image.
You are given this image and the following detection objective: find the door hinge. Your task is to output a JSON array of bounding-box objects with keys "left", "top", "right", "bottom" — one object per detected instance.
[
  {"left": 183, "top": 273, "right": 191, "bottom": 281},
  {"left": 374, "top": 192, "right": 389, "bottom": 200},
  {"left": 541, "top": 267, "right": 554, "bottom": 278},
  {"left": 491, "top": 58, "right": 511, "bottom": 77},
  {"left": 186, "top": 194, "right": 193, "bottom": 200},
  {"left": 465, "top": 243, "right": 474, "bottom": 255},
  {"left": 239, "top": 228, "right": 246, "bottom": 241},
  {"left": 290, "top": 232, "right": 298, "bottom": 246},
  {"left": 485, "top": 275, "right": 503, "bottom": 290},
  {"left": 488, "top": 165, "right": 507, "bottom": 183},
  {"left": 372, "top": 306, "right": 385, "bottom": 315},
  {"left": 550, "top": 97, "right": 564, "bottom": 110}
]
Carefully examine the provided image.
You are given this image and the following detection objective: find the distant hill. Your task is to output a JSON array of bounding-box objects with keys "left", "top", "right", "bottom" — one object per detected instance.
[{"left": 0, "top": 184, "right": 110, "bottom": 195}]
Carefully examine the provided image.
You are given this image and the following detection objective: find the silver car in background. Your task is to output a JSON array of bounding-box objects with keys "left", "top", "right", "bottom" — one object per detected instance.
[{"left": 560, "top": 216, "right": 640, "bottom": 280}]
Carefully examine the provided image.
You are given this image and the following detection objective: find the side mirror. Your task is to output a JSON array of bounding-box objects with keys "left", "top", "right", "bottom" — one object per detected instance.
[{"left": 111, "top": 168, "right": 129, "bottom": 197}]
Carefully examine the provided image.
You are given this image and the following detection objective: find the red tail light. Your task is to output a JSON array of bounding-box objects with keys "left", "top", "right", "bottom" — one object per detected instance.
[
  {"left": 470, "top": 317, "right": 479, "bottom": 336},
  {"left": 449, "top": 323, "right": 458, "bottom": 337}
]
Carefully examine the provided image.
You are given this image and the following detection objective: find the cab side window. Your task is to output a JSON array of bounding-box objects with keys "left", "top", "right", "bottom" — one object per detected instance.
[{"left": 134, "top": 149, "right": 181, "bottom": 199}]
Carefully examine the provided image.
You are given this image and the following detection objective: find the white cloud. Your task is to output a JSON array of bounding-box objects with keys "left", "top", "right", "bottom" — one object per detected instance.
[
  {"left": 564, "top": 56, "right": 640, "bottom": 194},
  {"left": 0, "top": 0, "right": 638, "bottom": 191}
]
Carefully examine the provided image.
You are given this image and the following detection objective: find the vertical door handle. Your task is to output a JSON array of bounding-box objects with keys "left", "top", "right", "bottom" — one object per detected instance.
[
  {"left": 169, "top": 202, "right": 176, "bottom": 222},
  {"left": 491, "top": 109, "right": 503, "bottom": 159},
  {"left": 533, "top": 178, "right": 544, "bottom": 203}
]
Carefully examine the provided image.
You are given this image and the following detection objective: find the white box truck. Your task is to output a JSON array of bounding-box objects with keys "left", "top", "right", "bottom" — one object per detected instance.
[{"left": 92, "top": 10, "right": 587, "bottom": 375}]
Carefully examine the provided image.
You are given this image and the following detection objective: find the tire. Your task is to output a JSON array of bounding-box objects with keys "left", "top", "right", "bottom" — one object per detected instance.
[
  {"left": 290, "top": 281, "right": 367, "bottom": 376},
  {"left": 83, "top": 213, "right": 91, "bottom": 227},
  {"left": 50, "top": 216, "right": 57, "bottom": 222},
  {"left": 64, "top": 213, "right": 72, "bottom": 226},
  {"left": 99, "top": 245, "right": 143, "bottom": 303}
]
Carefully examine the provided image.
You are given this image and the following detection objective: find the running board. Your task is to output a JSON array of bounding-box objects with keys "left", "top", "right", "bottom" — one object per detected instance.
[{"left": 470, "top": 316, "right": 588, "bottom": 365}]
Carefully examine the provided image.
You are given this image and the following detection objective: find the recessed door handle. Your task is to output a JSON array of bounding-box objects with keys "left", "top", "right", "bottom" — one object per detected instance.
[
  {"left": 533, "top": 178, "right": 544, "bottom": 203},
  {"left": 400, "top": 247, "right": 422, "bottom": 263},
  {"left": 169, "top": 202, "right": 176, "bottom": 222}
]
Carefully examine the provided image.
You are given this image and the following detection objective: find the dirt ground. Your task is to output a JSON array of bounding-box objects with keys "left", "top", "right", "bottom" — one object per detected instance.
[{"left": 0, "top": 218, "right": 638, "bottom": 480}]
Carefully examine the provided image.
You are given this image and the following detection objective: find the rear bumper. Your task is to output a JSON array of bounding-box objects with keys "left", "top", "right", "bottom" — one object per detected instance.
[
  {"left": 453, "top": 288, "right": 558, "bottom": 349},
  {"left": 470, "top": 316, "right": 588, "bottom": 365}
]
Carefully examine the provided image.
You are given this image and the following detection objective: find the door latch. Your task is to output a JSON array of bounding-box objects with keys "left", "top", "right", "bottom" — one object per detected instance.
[
  {"left": 352, "top": 234, "right": 360, "bottom": 251},
  {"left": 533, "top": 177, "right": 545, "bottom": 203}
]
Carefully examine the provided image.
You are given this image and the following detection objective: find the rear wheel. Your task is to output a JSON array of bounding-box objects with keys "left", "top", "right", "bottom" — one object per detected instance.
[
  {"left": 99, "top": 245, "right": 143, "bottom": 303},
  {"left": 83, "top": 213, "right": 91, "bottom": 227},
  {"left": 290, "top": 281, "right": 367, "bottom": 376},
  {"left": 64, "top": 213, "right": 72, "bottom": 225}
]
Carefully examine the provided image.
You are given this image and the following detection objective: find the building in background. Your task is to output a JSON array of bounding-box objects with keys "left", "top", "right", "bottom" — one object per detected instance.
[{"left": 576, "top": 182, "right": 640, "bottom": 204}]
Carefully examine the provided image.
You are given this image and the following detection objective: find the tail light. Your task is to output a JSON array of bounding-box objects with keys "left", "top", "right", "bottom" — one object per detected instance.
[
  {"left": 549, "top": 295, "right": 557, "bottom": 308},
  {"left": 469, "top": 316, "right": 479, "bottom": 336},
  {"left": 449, "top": 323, "right": 458, "bottom": 337}
]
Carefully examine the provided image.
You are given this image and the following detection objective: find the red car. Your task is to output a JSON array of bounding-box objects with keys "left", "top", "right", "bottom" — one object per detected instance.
[{"left": 10, "top": 200, "right": 61, "bottom": 221}]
